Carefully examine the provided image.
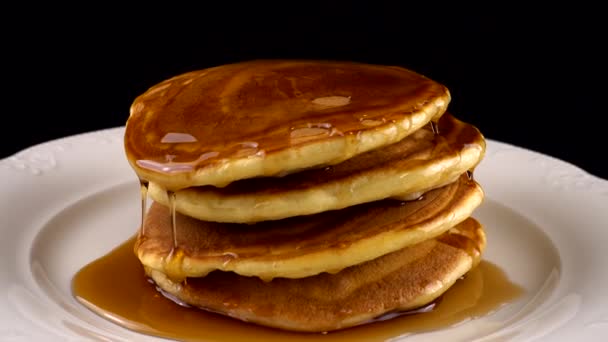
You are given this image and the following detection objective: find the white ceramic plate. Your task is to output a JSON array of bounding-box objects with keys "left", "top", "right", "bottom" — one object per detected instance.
[{"left": 1, "top": 127, "right": 607, "bottom": 341}]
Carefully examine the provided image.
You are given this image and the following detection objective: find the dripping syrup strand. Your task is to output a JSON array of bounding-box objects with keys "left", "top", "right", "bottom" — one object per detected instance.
[
  {"left": 167, "top": 190, "right": 178, "bottom": 249},
  {"left": 139, "top": 179, "right": 149, "bottom": 237},
  {"left": 163, "top": 190, "right": 186, "bottom": 283},
  {"left": 430, "top": 120, "right": 439, "bottom": 135}
]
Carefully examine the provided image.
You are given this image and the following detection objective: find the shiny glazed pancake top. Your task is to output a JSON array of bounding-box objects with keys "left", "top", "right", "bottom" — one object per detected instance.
[
  {"left": 125, "top": 60, "right": 450, "bottom": 189},
  {"left": 147, "top": 113, "right": 485, "bottom": 223},
  {"left": 136, "top": 174, "right": 483, "bottom": 281}
]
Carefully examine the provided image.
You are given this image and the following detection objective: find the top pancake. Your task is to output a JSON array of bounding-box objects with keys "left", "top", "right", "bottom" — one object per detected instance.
[{"left": 125, "top": 60, "right": 450, "bottom": 190}]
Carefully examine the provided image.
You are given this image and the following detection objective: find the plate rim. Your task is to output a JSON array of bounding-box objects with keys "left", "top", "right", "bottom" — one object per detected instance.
[{"left": 1, "top": 126, "right": 607, "bottom": 341}]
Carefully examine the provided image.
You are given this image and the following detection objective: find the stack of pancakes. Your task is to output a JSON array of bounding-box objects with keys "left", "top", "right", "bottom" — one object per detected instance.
[{"left": 125, "top": 60, "right": 487, "bottom": 333}]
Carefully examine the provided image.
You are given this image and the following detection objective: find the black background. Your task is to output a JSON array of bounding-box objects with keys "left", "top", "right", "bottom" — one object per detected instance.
[{"left": 4, "top": 7, "right": 607, "bottom": 179}]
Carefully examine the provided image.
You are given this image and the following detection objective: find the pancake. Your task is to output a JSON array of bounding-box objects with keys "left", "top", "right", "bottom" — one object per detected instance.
[
  {"left": 136, "top": 174, "right": 483, "bottom": 281},
  {"left": 147, "top": 113, "right": 485, "bottom": 223},
  {"left": 146, "top": 218, "right": 486, "bottom": 333},
  {"left": 125, "top": 60, "right": 450, "bottom": 190}
]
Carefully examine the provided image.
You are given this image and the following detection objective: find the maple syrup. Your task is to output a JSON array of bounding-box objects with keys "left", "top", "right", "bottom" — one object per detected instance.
[
  {"left": 138, "top": 179, "right": 149, "bottom": 235},
  {"left": 72, "top": 237, "right": 522, "bottom": 342}
]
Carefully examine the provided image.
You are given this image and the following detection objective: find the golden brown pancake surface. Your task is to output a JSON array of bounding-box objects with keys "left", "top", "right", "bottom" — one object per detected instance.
[
  {"left": 114, "top": 58, "right": 492, "bottom": 336},
  {"left": 125, "top": 60, "right": 450, "bottom": 189},
  {"left": 136, "top": 174, "right": 483, "bottom": 281},
  {"left": 147, "top": 218, "right": 486, "bottom": 333},
  {"left": 147, "top": 113, "right": 485, "bottom": 223}
]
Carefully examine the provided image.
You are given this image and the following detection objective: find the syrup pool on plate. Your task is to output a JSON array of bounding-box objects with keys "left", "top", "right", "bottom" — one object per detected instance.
[{"left": 72, "top": 237, "right": 522, "bottom": 342}]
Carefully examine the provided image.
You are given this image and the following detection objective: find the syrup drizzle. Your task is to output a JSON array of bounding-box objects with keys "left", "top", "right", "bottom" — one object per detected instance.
[
  {"left": 162, "top": 189, "right": 187, "bottom": 282},
  {"left": 167, "top": 190, "right": 177, "bottom": 249},
  {"left": 430, "top": 120, "right": 440, "bottom": 135},
  {"left": 138, "top": 179, "right": 149, "bottom": 236}
]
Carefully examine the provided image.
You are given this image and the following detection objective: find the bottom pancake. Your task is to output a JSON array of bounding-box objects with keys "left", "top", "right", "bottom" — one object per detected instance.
[{"left": 146, "top": 218, "right": 486, "bottom": 333}]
